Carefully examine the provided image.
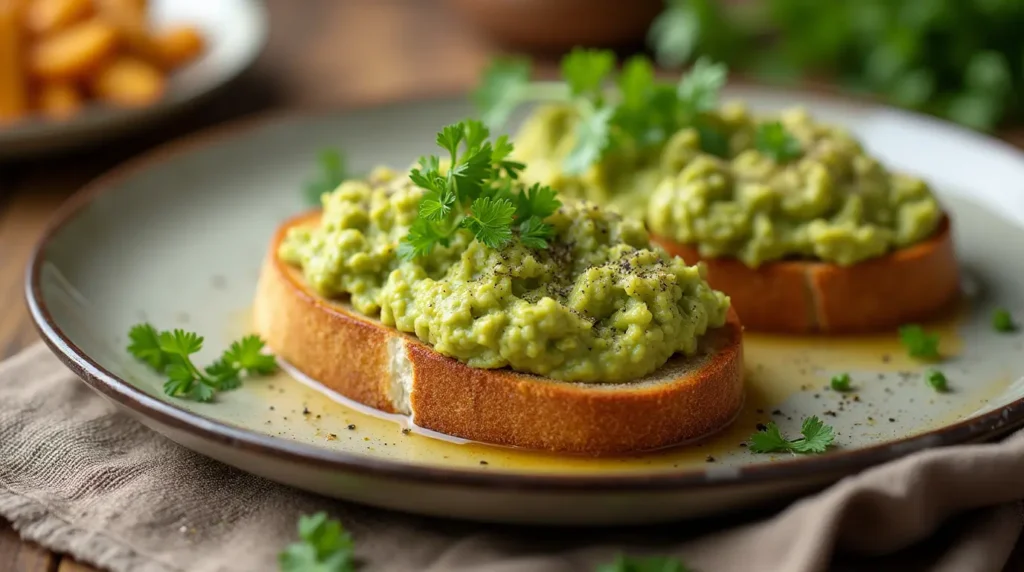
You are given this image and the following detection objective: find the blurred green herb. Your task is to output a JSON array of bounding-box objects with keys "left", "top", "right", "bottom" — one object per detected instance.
[
  {"left": 596, "top": 554, "right": 693, "bottom": 572},
  {"left": 925, "top": 369, "right": 949, "bottom": 393},
  {"left": 648, "top": 0, "right": 1024, "bottom": 130},
  {"left": 993, "top": 308, "right": 1017, "bottom": 333},
  {"left": 830, "top": 373, "right": 851, "bottom": 392},
  {"left": 279, "top": 512, "right": 355, "bottom": 572},
  {"left": 473, "top": 49, "right": 730, "bottom": 174},
  {"left": 305, "top": 149, "right": 349, "bottom": 206},
  {"left": 898, "top": 324, "right": 940, "bottom": 360}
]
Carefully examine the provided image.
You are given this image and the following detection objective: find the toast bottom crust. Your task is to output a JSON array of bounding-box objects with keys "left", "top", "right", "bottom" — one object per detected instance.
[
  {"left": 253, "top": 211, "right": 746, "bottom": 455},
  {"left": 653, "top": 216, "right": 961, "bottom": 334}
]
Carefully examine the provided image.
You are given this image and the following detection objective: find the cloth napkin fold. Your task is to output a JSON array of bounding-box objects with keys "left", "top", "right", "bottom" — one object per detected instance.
[{"left": 1, "top": 343, "right": 1022, "bottom": 572}]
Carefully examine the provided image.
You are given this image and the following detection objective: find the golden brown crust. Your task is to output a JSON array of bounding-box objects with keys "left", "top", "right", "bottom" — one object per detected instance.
[
  {"left": 252, "top": 211, "right": 746, "bottom": 455},
  {"left": 653, "top": 216, "right": 961, "bottom": 334}
]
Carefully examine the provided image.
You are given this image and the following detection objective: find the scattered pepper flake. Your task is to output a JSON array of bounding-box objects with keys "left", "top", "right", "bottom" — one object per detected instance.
[{"left": 347, "top": 424, "right": 356, "bottom": 430}]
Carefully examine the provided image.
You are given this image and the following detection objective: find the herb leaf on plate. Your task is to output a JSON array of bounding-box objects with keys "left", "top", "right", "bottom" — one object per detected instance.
[
  {"left": 304, "top": 148, "right": 349, "bottom": 206},
  {"left": 127, "top": 323, "right": 277, "bottom": 402},
  {"left": 749, "top": 416, "right": 835, "bottom": 454}
]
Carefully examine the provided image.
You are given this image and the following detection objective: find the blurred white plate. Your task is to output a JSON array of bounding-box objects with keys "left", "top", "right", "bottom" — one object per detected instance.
[{"left": 0, "top": 0, "right": 267, "bottom": 160}]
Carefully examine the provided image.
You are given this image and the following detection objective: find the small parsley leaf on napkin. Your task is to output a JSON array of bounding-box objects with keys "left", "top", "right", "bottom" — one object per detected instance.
[
  {"left": 279, "top": 512, "right": 355, "bottom": 572},
  {"left": 596, "top": 554, "right": 693, "bottom": 572}
]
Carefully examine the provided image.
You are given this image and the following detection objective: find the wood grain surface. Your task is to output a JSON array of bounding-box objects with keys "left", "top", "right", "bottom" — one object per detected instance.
[{"left": 0, "top": 1, "right": 1023, "bottom": 570}]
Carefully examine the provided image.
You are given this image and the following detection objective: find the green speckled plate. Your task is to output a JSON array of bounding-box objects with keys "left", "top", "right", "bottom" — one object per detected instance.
[{"left": 26, "top": 88, "right": 1024, "bottom": 525}]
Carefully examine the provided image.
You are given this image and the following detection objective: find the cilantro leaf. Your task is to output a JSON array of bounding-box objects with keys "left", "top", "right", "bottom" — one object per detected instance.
[
  {"left": 464, "top": 197, "right": 516, "bottom": 249},
  {"left": 205, "top": 359, "right": 242, "bottom": 391},
  {"left": 473, "top": 57, "right": 532, "bottom": 129},
  {"left": 492, "top": 135, "right": 525, "bottom": 179},
  {"left": 463, "top": 119, "right": 490, "bottom": 151},
  {"left": 279, "top": 512, "right": 355, "bottom": 572},
  {"left": 223, "top": 335, "right": 278, "bottom": 376},
  {"left": 450, "top": 144, "right": 494, "bottom": 200},
  {"left": 437, "top": 123, "right": 465, "bottom": 163},
  {"left": 898, "top": 324, "right": 940, "bottom": 360},
  {"left": 516, "top": 183, "right": 562, "bottom": 221},
  {"left": 418, "top": 188, "right": 456, "bottom": 222},
  {"left": 596, "top": 554, "right": 693, "bottom": 572},
  {"left": 127, "top": 323, "right": 276, "bottom": 402},
  {"left": 561, "top": 48, "right": 616, "bottom": 100},
  {"left": 647, "top": 0, "right": 701, "bottom": 69},
  {"left": 565, "top": 104, "right": 614, "bottom": 175},
  {"left": 518, "top": 217, "right": 555, "bottom": 250},
  {"left": 754, "top": 121, "right": 802, "bottom": 162},
  {"left": 749, "top": 416, "right": 835, "bottom": 454},
  {"left": 677, "top": 57, "right": 728, "bottom": 116},
  {"left": 618, "top": 56, "right": 656, "bottom": 110},
  {"left": 830, "top": 373, "right": 852, "bottom": 392},
  {"left": 158, "top": 329, "right": 204, "bottom": 357},
  {"left": 789, "top": 416, "right": 835, "bottom": 453},
  {"left": 399, "top": 217, "right": 445, "bottom": 261},
  {"left": 127, "top": 323, "right": 168, "bottom": 371},
  {"left": 304, "top": 149, "right": 348, "bottom": 206}
]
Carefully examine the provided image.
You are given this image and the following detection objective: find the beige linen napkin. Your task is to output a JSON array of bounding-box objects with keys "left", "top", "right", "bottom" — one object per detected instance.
[{"left": 1, "top": 343, "right": 1022, "bottom": 572}]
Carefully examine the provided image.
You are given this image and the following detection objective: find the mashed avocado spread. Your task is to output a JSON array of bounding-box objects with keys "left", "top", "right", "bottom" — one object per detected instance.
[
  {"left": 279, "top": 166, "right": 730, "bottom": 383},
  {"left": 512, "top": 102, "right": 942, "bottom": 267}
]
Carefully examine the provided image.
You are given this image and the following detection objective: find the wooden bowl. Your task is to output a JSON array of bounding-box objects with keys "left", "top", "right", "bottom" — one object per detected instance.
[{"left": 445, "top": 0, "right": 663, "bottom": 51}]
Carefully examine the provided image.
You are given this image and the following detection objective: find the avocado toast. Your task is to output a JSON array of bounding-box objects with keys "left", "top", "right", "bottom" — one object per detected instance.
[
  {"left": 253, "top": 121, "right": 744, "bottom": 455},
  {"left": 482, "top": 51, "right": 960, "bottom": 334}
]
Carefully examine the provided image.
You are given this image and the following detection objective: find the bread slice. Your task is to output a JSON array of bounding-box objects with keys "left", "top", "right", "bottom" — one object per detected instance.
[
  {"left": 252, "top": 211, "right": 745, "bottom": 455},
  {"left": 652, "top": 216, "right": 961, "bottom": 334}
]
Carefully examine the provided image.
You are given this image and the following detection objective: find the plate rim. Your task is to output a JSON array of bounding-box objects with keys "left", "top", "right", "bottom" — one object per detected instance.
[{"left": 24, "top": 95, "right": 1024, "bottom": 493}]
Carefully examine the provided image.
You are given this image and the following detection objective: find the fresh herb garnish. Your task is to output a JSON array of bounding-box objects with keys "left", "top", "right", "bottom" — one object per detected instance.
[
  {"left": 304, "top": 149, "right": 349, "bottom": 206},
  {"left": 127, "top": 323, "right": 277, "bottom": 402},
  {"left": 993, "top": 308, "right": 1017, "bottom": 333},
  {"left": 754, "top": 121, "right": 802, "bottom": 162},
  {"left": 898, "top": 324, "right": 940, "bottom": 360},
  {"left": 647, "top": 0, "right": 1022, "bottom": 130},
  {"left": 279, "top": 512, "right": 355, "bottom": 572},
  {"left": 925, "top": 369, "right": 949, "bottom": 393},
  {"left": 830, "top": 373, "right": 851, "bottom": 392},
  {"left": 473, "top": 50, "right": 730, "bottom": 174},
  {"left": 596, "top": 554, "right": 693, "bottom": 572},
  {"left": 398, "top": 120, "right": 559, "bottom": 260},
  {"left": 749, "top": 416, "right": 835, "bottom": 454}
]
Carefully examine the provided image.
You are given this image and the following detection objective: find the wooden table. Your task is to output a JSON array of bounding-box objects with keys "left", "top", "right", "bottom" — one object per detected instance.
[{"left": 1, "top": 1, "right": 1023, "bottom": 570}]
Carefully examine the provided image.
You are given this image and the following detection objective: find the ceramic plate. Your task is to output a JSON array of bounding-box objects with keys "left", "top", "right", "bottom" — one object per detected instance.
[
  {"left": 26, "top": 88, "right": 1024, "bottom": 525},
  {"left": 0, "top": 0, "right": 267, "bottom": 160}
]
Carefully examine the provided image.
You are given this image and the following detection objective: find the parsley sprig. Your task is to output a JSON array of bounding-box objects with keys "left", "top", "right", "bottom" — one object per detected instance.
[
  {"left": 749, "top": 416, "right": 835, "bottom": 454},
  {"left": 279, "top": 512, "right": 355, "bottom": 572},
  {"left": 473, "top": 49, "right": 730, "bottom": 174},
  {"left": 127, "top": 323, "right": 277, "bottom": 402},
  {"left": 398, "top": 120, "right": 561, "bottom": 260}
]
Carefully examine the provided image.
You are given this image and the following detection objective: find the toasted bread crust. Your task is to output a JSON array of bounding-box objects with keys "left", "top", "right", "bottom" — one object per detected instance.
[
  {"left": 653, "top": 216, "right": 961, "bottom": 334},
  {"left": 253, "top": 211, "right": 745, "bottom": 455}
]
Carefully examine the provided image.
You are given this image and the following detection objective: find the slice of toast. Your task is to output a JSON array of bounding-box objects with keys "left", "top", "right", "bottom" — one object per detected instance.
[
  {"left": 253, "top": 211, "right": 745, "bottom": 455},
  {"left": 652, "top": 216, "right": 961, "bottom": 334}
]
